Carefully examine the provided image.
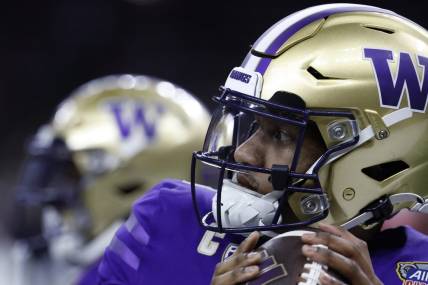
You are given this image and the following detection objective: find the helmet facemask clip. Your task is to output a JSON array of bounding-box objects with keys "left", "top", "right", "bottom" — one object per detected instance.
[{"left": 270, "top": 164, "right": 290, "bottom": 191}]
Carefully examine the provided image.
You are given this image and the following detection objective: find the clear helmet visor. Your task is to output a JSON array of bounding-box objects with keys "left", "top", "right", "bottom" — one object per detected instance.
[{"left": 202, "top": 106, "right": 265, "bottom": 161}]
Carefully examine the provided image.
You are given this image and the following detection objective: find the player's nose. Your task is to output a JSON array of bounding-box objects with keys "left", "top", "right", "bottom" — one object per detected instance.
[{"left": 233, "top": 133, "right": 264, "bottom": 167}]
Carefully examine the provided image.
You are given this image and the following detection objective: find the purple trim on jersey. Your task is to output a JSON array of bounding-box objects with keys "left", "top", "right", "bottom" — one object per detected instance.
[
  {"left": 125, "top": 213, "right": 150, "bottom": 246},
  {"left": 109, "top": 236, "right": 140, "bottom": 270},
  {"left": 252, "top": 5, "right": 396, "bottom": 74}
]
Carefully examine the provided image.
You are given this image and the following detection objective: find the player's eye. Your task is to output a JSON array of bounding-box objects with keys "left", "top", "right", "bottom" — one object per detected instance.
[{"left": 273, "top": 129, "right": 289, "bottom": 142}]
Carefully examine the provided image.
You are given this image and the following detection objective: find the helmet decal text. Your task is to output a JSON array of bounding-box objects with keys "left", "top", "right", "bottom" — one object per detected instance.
[
  {"left": 229, "top": 70, "right": 252, "bottom": 84},
  {"left": 364, "top": 48, "right": 428, "bottom": 113}
]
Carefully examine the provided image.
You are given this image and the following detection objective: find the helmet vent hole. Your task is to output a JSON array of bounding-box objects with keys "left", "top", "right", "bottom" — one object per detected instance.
[
  {"left": 361, "top": 160, "right": 409, "bottom": 182},
  {"left": 270, "top": 91, "right": 306, "bottom": 109},
  {"left": 306, "top": 66, "right": 343, "bottom": 80},
  {"left": 363, "top": 25, "right": 395, "bottom": 34}
]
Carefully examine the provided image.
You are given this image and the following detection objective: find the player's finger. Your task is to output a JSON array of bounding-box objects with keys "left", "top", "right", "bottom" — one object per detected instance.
[
  {"left": 211, "top": 265, "right": 260, "bottom": 285},
  {"left": 302, "top": 231, "right": 350, "bottom": 252},
  {"left": 213, "top": 232, "right": 261, "bottom": 276},
  {"left": 318, "top": 223, "right": 360, "bottom": 243},
  {"left": 214, "top": 251, "right": 262, "bottom": 275},
  {"left": 302, "top": 227, "right": 372, "bottom": 274},
  {"left": 302, "top": 231, "right": 366, "bottom": 262},
  {"left": 302, "top": 245, "right": 370, "bottom": 284},
  {"left": 319, "top": 271, "right": 348, "bottom": 285},
  {"left": 235, "top": 231, "right": 260, "bottom": 255}
]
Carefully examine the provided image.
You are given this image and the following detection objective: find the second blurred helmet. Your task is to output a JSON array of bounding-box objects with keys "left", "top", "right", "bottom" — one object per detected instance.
[{"left": 13, "top": 74, "right": 210, "bottom": 264}]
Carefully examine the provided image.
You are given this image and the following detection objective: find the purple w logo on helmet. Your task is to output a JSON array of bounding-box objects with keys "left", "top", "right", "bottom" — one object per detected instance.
[
  {"left": 364, "top": 48, "right": 428, "bottom": 113},
  {"left": 108, "top": 101, "right": 165, "bottom": 141}
]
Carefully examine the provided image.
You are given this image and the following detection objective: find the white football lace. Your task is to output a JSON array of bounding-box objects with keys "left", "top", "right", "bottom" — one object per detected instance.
[{"left": 298, "top": 245, "right": 327, "bottom": 285}]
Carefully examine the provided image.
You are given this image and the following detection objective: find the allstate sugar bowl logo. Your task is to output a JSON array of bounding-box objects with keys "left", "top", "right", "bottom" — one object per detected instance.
[{"left": 396, "top": 262, "right": 428, "bottom": 284}]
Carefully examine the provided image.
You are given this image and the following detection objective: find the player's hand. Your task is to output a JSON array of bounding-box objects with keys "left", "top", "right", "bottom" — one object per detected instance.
[
  {"left": 301, "top": 223, "right": 383, "bottom": 285},
  {"left": 210, "top": 231, "right": 262, "bottom": 285}
]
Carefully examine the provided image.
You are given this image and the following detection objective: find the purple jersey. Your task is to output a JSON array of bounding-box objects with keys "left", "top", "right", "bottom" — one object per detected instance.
[
  {"left": 371, "top": 226, "right": 428, "bottom": 285},
  {"left": 78, "top": 259, "right": 101, "bottom": 285},
  {"left": 94, "top": 179, "right": 428, "bottom": 285},
  {"left": 96, "top": 179, "right": 244, "bottom": 285}
]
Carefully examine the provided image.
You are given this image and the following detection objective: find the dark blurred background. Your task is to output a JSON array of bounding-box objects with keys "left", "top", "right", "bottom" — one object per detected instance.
[{"left": 0, "top": 0, "right": 426, "bottom": 228}]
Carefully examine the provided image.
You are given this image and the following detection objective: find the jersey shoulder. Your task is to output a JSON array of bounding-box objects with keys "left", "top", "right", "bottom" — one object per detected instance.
[
  {"left": 131, "top": 178, "right": 215, "bottom": 217},
  {"left": 97, "top": 179, "right": 217, "bottom": 284},
  {"left": 403, "top": 225, "right": 428, "bottom": 246}
]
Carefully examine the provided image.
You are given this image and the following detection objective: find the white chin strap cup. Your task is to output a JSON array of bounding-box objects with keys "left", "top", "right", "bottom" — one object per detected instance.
[{"left": 211, "top": 180, "right": 282, "bottom": 228}]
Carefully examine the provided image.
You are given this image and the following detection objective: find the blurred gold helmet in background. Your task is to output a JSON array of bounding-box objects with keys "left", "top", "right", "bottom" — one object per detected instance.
[{"left": 13, "top": 74, "right": 210, "bottom": 263}]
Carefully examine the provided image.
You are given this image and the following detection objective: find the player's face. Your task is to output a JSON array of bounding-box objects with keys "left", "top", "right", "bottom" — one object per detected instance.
[{"left": 234, "top": 116, "right": 325, "bottom": 194}]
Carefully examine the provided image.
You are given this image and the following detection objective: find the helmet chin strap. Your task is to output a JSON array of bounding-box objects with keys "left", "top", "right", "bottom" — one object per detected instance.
[{"left": 341, "top": 193, "right": 428, "bottom": 230}]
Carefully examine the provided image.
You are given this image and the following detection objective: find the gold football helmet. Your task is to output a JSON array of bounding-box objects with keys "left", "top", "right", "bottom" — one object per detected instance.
[
  {"left": 14, "top": 74, "right": 210, "bottom": 263},
  {"left": 191, "top": 3, "right": 428, "bottom": 234}
]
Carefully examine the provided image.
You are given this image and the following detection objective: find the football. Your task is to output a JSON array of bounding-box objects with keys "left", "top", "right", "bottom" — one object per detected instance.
[{"left": 244, "top": 229, "right": 347, "bottom": 285}]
